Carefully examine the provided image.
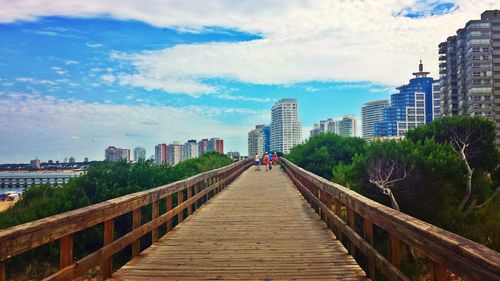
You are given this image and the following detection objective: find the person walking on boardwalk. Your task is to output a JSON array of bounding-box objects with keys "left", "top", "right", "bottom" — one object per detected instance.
[
  {"left": 263, "top": 152, "right": 270, "bottom": 171},
  {"left": 254, "top": 153, "right": 261, "bottom": 171},
  {"left": 272, "top": 152, "right": 279, "bottom": 165}
]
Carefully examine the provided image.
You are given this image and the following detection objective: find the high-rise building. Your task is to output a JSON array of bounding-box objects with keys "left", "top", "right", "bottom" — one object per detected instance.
[
  {"left": 362, "top": 100, "right": 389, "bottom": 139},
  {"left": 270, "top": 99, "right": 302, "bottom": 154},
  {"left": 155, "top": 144, "right": 168, "bottom": 164},
  {"left": 375, "top": 61, "right": 434, "bottom": 137},
  {"left": 168, "top": 142, "right": 183, "bottom": 165},
  {"left": 30, "top": 158, "right": 41, "bottom": 169},
  {"left": 68, "top": 157, "right": 75, "bottom": 164},
  {"left": 432, "top": 81, "right": 441, "bottom": 120},
  {"left": 310, "top": 123, "right": 321, "bottom": 138},
  {"left": 207, "top": 138, "right": 224, "bottom": 154},
  {"left": 439, "top": 10, "right": 500, "bottom": 147},
  {"left": 198, "top": 139, "right": 208, "bottom": 156},
  {"left": 248, "top": 125, "right": 271, "bottom": 156},
  {"left": 134, "top": 147, "right": 146, "bottom": 161},
  {"left": 338, "top": 115, "right": 357, "bottom": 137},
  {"left": 84, "top": 157, "right": 89, "bottom": 163},
  {"left": 105, "top": 146, "right": 130, "bottom": 161},
  {"left": 183, "top": 140, "right": 199, "bottom": 160}
]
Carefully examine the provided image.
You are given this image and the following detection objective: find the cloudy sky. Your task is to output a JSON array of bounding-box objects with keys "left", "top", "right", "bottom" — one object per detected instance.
[{"left": 0, "top": 0, "right": 496, "bottom": 163}]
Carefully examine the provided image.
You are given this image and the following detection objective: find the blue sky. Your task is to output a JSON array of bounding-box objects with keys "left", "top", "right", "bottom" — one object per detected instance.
[{"left": 0, "top": 0, "right": 495, "bottom": 163}]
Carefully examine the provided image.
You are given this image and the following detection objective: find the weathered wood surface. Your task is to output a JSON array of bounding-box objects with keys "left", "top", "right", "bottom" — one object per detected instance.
[{"left": 111, "top": 167, "right": 368, "bottom": 281}]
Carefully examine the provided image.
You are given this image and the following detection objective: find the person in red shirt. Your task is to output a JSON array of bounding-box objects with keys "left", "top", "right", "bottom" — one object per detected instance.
[
  {"left": 272, "top": 152, "right": 279, "bottom": 165},
  {"left": 263, "top": 153, "right": 270, "bottom": 171}
]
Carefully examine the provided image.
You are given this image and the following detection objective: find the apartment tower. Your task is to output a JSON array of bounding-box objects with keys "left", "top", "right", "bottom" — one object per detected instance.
[
  {"left": 270, "top": 99, "right": 301, "bottom": 154},
  {"left": 362, "top": 100, "right": 389, "bottom": 139}
]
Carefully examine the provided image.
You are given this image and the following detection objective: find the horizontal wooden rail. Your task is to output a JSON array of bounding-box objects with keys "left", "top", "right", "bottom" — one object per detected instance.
[
  {"left": 281, "top": 158, "right": 500, "bottom": 281},
  {"left": 0, "top": 158, "right": 252, "bottom": 280}
]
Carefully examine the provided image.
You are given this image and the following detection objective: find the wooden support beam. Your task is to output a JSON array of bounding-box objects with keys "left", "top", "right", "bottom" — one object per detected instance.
[
  {"left": 389, "top": 234, "right": 402, "bottom": 269},
  {"left": 347, "top": 207, "right": 356, "bottom": 255},
  {"left": 59, "top": 234, "right": 73, "bottom": 269},
  {"left": 177, "top": 190, "right": 184, "bottom": 223},
  {"left": 102, "top": 219, "right": 114, "bottom": 279},
  {"left": 187, "top": 187, "right": 193, "bottom": 216},
  {"left": 430, "top": 261, "right": 447, "bottom": 281},
  {"left": 363, "top": 219, "right": 376, "bottom": 281},
  {"left": 335, "top": 199, "right": 343, "bottom": 241},
  {"left": 151, "top": 200, "right": 159, "bottom": 243},
  {"left": 166, "top": 195, "right": 173, "bottom": 231},
  {"left": 0, "top": 261, "right": 5, "bottom": 281},
  {"left": 131, "top": 208, "right": 141, "bottom": 257}
]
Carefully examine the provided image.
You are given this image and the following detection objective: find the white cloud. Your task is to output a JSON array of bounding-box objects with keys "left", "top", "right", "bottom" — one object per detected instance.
[
  {"left": 0, "top": 1, "right": 495, "bottom": 95},
  {"left": 64, "top": 60, "right": 79, "bottom": 65},
  {"left": 305, "top": 86, "right": 319, "bottom": 92},
  {"left": 85, "top": 42, "right": 103, "bottom": 48},
  {"left": 0, "top": 94, "right": 267, "bottom": 162},
  {"left": 100, "top": 73, "right": 116, "bottom": 83}
]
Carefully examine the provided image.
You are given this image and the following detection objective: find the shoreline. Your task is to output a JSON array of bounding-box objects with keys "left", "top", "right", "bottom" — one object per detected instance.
[
  {"left": 0, "top": 170, "right": 81, "bottom": 175},
  {"left": 0, "top": 198, "right": 19, "bottom": 212}
]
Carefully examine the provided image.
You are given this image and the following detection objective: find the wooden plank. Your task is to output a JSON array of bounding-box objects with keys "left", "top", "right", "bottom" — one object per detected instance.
[
  {"left": 166, "top": 195, "right": 173, "bottom": 231},
  {"left": 113, "top": 167, "right": 368, "bottom": 281},
  {"left": 59, "top": 234, "right": 73, "bottom": 269},
  {"left": 430, "top": 261, "right": 447, "bottom": 281},
  {"left": 103, "top": 219, "right": 114, "bottom": 279},
  {"left": 347, "top": 207, "right": 356, "bottom": 255},
  {"left": 390, "top": 234, "right": 401, "bottom": 269},
  {"left": 177, "top": 191, "right": 184, "bottom": 223},
  {"left": 131, "top": 208, "right": 141, "bottom": 257},
  {"left": 0, "top": 261, "right": 5, "bottom": 281},
  {"left": 281, "top": 159, "right": 500, "bottom": 281},
  {"left": 151, "top": 201, "right": 159, "bottom": 243},
  {"left": 364, "top": 219, "right": 376, "bottom": 281}
]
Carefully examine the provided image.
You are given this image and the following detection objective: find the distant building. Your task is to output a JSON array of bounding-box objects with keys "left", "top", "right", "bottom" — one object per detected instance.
[
  {"left": 68, "top": 157, "right": 75, "bottom": 164},
  {"left": 248, "top": 125, "right": 271, "bottom": 156},
  {"left": 226, "top": 151, "right": 240, "bottom": 161},
  {"left": 310, "top": 123, "right": 321, "bottom": 138},
  {"left": 84, "top": 157, "right": 89, "bottom": 163},
  {"left": 439, "top": 10, "right": 500, "bottom": 147},
  {"left": 208, "top": 138, "right": 224, "bottom": 154},
  {"left": 198, "top": 139, "right": 208, "bottom": 156},
  {"left": 30, "top": 158, "right": 41, "bottom": 169},
  {"left": 183, "top": 140, "right": 199, "bottom": 160},
  {"left": 133, "top": 147, "right": 146, "bottom": 162},
  {"left": 375, "top": 61, "right": 434, "bottom": 137},
  {"left": 338, "top": 115, "right": 357, "bottom": 137},
  {"left": 432, "top": 81, "right": 441, "bottom": 120},
  {"left": 105, "top": 146, "right": 130, "bottom": 162},
  {"left": 362, "top": 100, "right": 389, "bottom": 139},
  {"left": 168, "top": 142, "right": 183, "bottom": 165},
  {"left": 48, "top": 160, "right": 54, "bottom": 165},
  {"left": 155, "top": 144, "right": 168, "bottom": 164},
  {"left": 270, "top": 99, "right": 302, "bottom": 154}
]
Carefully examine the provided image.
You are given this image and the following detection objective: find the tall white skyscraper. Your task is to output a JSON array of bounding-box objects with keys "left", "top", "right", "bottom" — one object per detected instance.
[
  {"left": 362, "top": 100, "right": 388, "bottom": 139},
  {"left": 133, "top": 146, "right": 146, "bottom": 161},
  {"left": 183, "top": 140, "right": 199, "bottom": 160},
  {"left": 270, "top": 99, "right": 301, "bottom": 154}
]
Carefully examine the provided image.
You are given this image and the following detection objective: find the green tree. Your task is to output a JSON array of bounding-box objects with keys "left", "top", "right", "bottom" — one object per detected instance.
[{"left": 406, "top": 116, "right": 498, "bottom": 211}]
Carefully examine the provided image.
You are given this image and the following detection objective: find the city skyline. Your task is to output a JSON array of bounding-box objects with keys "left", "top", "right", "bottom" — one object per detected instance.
[{"left": 1, "top": 1, "right": 498, "bottom": 163}]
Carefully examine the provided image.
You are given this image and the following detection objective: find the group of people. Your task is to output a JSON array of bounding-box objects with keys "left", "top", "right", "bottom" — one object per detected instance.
[{"left": 254, "top": 152, "right": 279, "bottom": 171}]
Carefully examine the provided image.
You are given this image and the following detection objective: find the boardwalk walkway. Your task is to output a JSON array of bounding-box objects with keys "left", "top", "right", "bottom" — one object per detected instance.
[{"left": 112, "top": 166, "right": 368, "bottom": 281}]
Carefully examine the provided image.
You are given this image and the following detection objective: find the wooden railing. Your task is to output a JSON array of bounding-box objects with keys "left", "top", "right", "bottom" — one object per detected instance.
[
  {"left": 281, "top": 158, "right": 500, "bottom": 281},
  {"left": 0, "top": 158, "right": 252, "bottom": 281}
]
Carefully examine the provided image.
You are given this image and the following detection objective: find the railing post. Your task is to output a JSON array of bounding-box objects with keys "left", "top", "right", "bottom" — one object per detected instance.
[
  {"left": 187, "top": 186, "right": 193, "bottom": 216},
  {"left": 103, "top": 219, "right": 114, "bottom": 279},
  {"left": 59, "top": 234, "right": 73, "bottom": 268},
  {"left": 0, "top": 261, "right": 5, "bottom": 281},
  {"left": 363, "top": 219, "right": 376, "bottom": 281},
  {"left": 194, "top": 183, "right": 199, "bottom": 209},
  {"left": 334, "top": 199, "right": 343, "bottom": 241},
  {"left": 166, "top": 194, "right": 173, "bottom": 231},
  {"left": 131, "top": 208, "right": 141, "bottom": 257},
  {"left": 177, "top": 190, "right": 184, "bottom": 223},
  {"left": 152, "top": 200, "right": 159, "bottom": 243},
  {"left": 347, "top": 207, "right": 356, "bottom": 255},
  {"left": 430, "top": 261, "right": 447, "bottom": 281},
  {"left": 389, "top": 234, "right": 402, "bottom": 269}
]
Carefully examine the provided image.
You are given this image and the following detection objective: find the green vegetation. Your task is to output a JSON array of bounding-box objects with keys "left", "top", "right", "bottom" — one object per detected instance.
[
  {"left": 288, "top": 116, "right": 500, "bottom": 251},
  {"left": 0, "top": 152, "right": 232, "bottom": 280}
]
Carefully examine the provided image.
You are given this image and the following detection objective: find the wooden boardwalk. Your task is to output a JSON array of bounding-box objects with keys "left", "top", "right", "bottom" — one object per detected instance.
[{"left": 111, "top": 166, "right": 368, "bottom": 281}]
